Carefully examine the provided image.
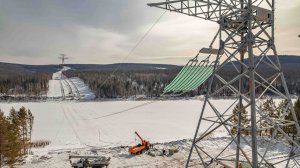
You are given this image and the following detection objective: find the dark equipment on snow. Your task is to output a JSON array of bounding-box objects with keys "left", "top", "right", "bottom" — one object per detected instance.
[{"left": 69, "top": 155, "right": 110, "bottom": 168}]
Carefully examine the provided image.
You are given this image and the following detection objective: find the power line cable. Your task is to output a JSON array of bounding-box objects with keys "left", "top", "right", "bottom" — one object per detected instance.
[
  {"left": 83, "top": 101, "right": 155, "bottom": 120},
  {"left": 98, "top": 11, "right": 167, "bottom": 88},
  {"left": 54, "top": 11, "right": 167, "bottom": 142},
  {"left": 81, "top": 92, "right": 188, "bottom": 121},
  {"left": 60, "top": 103, "right": 85, "bottom": 146}
]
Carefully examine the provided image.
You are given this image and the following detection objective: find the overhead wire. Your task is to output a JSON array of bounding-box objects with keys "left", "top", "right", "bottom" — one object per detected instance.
[
  {"left": 80, "top": 89, "right": 203, "bottom": 121},
  {"left": 73, "top": 10, "right": 168, "bottom": 120},
  {"left": 54, "top": 9, "right": 214, "bottom": 146},
  {"left": 98, "top": 10, "right": 167, "bottom": 89},
  {"left": 52, "top": 108, "right": 66, "bottom": 143},
  {"left": 60, "top": 103, "right": 86, "bottom": 146},
  {"left": 69, "top": 103, "right": 116, "bottom": 146},
  {"left": 55, "top": 11, "right": 167, "bottom": 145},
  {"left": 83, "top": 101, "right": 155, "bottom": 120}
]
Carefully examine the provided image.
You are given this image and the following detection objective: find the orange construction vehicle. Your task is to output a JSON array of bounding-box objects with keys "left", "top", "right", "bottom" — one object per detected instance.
[{"left": 128, "top": 131, "right": 151, "bottom": 155}]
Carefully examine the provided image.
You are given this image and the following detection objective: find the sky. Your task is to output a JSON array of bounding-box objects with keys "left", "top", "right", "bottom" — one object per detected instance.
[{"left": 0, "top": 0, "right": 299, "bottom": 65}]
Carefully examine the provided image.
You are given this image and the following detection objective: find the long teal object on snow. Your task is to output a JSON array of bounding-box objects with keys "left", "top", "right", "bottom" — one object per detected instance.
[{"left": 163, "top": 63, "right": 214, "bottom": 93}]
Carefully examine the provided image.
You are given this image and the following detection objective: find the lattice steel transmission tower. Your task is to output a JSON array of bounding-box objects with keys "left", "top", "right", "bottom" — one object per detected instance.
[
  {"left": 148, "top": 0, "right": 300, "bottom": 167},
  {"left": 58, "top": 54, "right": 68, "bottom": 66}
]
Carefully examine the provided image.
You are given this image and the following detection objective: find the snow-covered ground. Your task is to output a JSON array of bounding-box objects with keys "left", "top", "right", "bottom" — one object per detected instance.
[
  {"left": 16, "top": 140, "right": 195, "bottom": 168},
  {"left": 0, "top": 100, "right": 209, "bottom": 150},
  {"left": 0, "top": 100, "right": 208, "bottom": 167},
  {"left": 1, "top": 99, "right": 297, "bottom": 167},
  {"left": 47, "top": 67, "right": 96, "bottom": 100}
]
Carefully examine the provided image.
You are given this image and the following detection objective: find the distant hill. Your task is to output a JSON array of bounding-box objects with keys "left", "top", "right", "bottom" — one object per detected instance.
[
  {"left": 221, "top": 55, "right": 300, "bottom": 73},
  {"left": 229, "top": 55, "right": 300, "bottom": 65},
  {"left": 0, "top": 55, "right": 299, "bottom": 75},
  {"left": 0, "top": 62, "right": 181, "bottom": 75},
  {"left": 0, "top": 55, "right": 300, "bottom": 99}
]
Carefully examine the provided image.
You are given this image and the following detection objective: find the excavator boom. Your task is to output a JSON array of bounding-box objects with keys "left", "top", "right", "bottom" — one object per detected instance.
[
  {"left": 129, "top": 131, "right": 151, "bottom": 155},
  {"left": 135, "top": 131, "right": 144, "bottom": 143}
]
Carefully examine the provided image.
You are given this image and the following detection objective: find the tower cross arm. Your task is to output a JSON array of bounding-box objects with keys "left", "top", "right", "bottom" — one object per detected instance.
[{"left": 147, "top": 0, "right": 240, "bottom": 22}]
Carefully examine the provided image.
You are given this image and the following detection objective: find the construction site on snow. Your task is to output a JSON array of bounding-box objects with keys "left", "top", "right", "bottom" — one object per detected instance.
[
  {"left": 64, "top": 0, "right": 300, "bottom": 167},
  {"left": 48, "top": 0, "right": 300, "bottom": 167},
  {"left": 68, "top": 131, "right": 181, "bottom": 168},
  {"left": 2, "top": 0, "right": 299, "bottom": 168}
]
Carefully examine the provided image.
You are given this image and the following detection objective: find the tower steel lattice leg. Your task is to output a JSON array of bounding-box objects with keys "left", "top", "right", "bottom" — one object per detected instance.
[{"left": 147, "top": 0, "right": 300, "bottom": 167}]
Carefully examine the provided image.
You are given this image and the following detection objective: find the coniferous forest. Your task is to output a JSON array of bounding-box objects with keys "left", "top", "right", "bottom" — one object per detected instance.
[
  {"left": 1, "top": 67, "right": 300, "bottom": 100},
  {"left": 0, "top": 73, "right": 50, "bottom": 101},
  {"left": 0, "top": 107, "right": 34, "bottom": 167},
  {"left": 230, "top": 97, "right": 300, "bottom": 138},
  {"left": 1, "top": 55, "right": 300, "bottom": 100}
]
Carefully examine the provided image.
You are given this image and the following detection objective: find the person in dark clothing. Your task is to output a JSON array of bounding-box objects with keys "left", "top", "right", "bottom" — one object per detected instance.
[{"left": 162, "top": 149, "right": 166, "bottom": 155}]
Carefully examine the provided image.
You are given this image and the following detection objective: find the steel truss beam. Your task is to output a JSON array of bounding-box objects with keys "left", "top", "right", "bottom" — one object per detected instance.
[{"left": 148, "top": 0, "right": 300, "bottom": 167}]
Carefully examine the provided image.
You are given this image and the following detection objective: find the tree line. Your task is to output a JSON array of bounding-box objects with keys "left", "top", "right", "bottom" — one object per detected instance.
[
  {"left": 230, "top": 97, "right": 300, "bottom": 138},
  {"left": 0, "top": 66, "right": 300, "bottom": 100},
  {"left": 0, "top": 73, "right": 50, "bottom": 101},
  {"left": 65, "top": 68, "right": 300, "bottom": 99},
  {"left": 65, "top": 69, "right": 183, "bottom": 98},
  {"left": 0, "top": 107, "right": 34, "bottom": 167}
]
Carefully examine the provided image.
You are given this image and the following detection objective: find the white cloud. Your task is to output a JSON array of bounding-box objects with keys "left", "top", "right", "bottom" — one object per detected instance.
[
  {"left": 0, "top": 0, "right": 299, "bottom": 65},
  {"left": 130, "top": 14, "right": 218, "bottom": 64},
  {"left": 71, "top": 26, "right": 131, "bottom": 64}
]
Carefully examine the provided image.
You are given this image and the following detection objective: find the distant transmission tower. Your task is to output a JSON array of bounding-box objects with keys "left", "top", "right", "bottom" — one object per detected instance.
[
  {"left": 58, "top": 54, "right": 68, "bottom": 66},
  {"left": 148, "top": 0, "right": 300, "bottom": 167}
]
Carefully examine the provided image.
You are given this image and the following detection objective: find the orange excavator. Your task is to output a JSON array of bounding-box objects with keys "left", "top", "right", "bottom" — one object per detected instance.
[{"left": 128, "top": 131, "right": 151, "bottom": 155}]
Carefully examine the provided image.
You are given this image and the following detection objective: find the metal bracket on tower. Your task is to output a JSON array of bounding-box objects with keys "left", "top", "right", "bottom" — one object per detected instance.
[{"left": 148, "top": 0, "right": 300, "bottom": 167}]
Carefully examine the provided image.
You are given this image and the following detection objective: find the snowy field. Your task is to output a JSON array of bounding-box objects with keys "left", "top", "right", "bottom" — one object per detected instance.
[
  {"left": 0, "top": 99, "right": 297, "bottom": 167},
  {"left": 0, "top": 100, "right": 214, "bottom": 150},
  {"left": 0, "top": 99, "right": 232, "bottom": 168}
]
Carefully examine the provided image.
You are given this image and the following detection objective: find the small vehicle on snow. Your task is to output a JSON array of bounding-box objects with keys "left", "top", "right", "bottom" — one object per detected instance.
[
  {"left": 69, "top": 155, "right": 110, "bottom": 168},
  {"left": 128, "top": 131, "right": 151, "bottom": 155}
]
